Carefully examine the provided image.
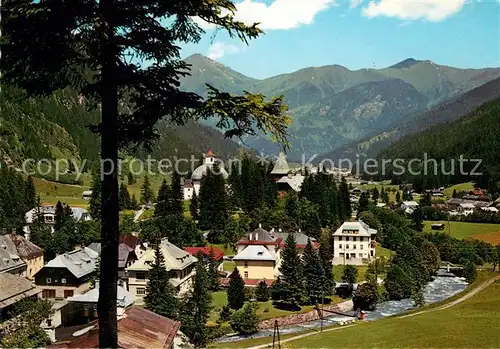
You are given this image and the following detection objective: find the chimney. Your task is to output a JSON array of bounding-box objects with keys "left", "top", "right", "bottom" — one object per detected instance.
[
  {"left": 278, "top": 228, "right": 282, "bottom": 233},
  {"left": 259, "top": 223, "right": 262, "bottom": 229}
]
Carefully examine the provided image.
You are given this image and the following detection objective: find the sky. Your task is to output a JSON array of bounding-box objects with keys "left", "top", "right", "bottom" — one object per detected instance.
[{"left": 180, "top": 0, "right": 500, "bottom": 79}]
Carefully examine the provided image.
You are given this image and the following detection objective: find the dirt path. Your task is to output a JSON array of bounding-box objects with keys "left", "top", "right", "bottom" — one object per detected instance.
[{"left": 247, "top": 274, "right": 500, "bottom": 349}]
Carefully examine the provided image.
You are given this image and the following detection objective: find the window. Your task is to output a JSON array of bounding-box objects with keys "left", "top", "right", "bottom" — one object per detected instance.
[
  {"left": 346, "top": 244, "right": 349, "bottom": 249},
  {"left": 42, "top": 289, "right": 56, "bottom": 298},
  {"left": 61, "top": 278, "right": 67, "bottom": 284},
  {"left": 353, "top": 245, "right": 357, "bottom": 250},
  {"left": 244, "top": 271, "right": 248, "bottom": 279},
  {"left": 137, "top": 288, "right": 146, "bottom": 295},
  {"left": 136, "top": 272, "right": 146, "bottom": 280},
  {"left": 64, "top": 290, "right": 74, "bottom": 298},
  {"left": 359, "top": 253, "right": 363, "bottom": 258},
  {"left": 360, "top": 237, "right": 364, "bottom": 242},
  {"left": 339, "top": 253, "right": 345, "bottom": 258},
  {"left": 46, "top": 319, "right": 52, "bottom": 327},
  {"left": 346, "top": 236, "right": 350, "bottom": 241},
  {"left": 360, "top": 244, "right": 364, "bottom": 250},
  {"left": 339, "top": 244, "right": 342, "bottom": 249},
  {"left": 338, "top": 236, "right": 342, "bottom": 241},
  {"left": 353, "top": 237, "right": 357, "bottom": 242},
  {"left": 46, "top": 278, "right": 52, "bottom": 284},
  {"left": 244, "top": 261, "right": 248, "bottom": 268}
]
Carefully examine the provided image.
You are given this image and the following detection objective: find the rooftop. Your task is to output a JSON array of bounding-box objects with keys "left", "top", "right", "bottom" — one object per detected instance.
[
  {"left": 42, "top": 247, "right": 98, "bottom": 279},
  {"left": 184, "top": 246, "right": 224, "bottom": 261},
  {"left": 233, "top": 245, "right": 275, "bottom": 262},
  {"left": 274, "top": 231, "right": 318, "bottom": 248},
  {"left": 237, "top": 226, "right": 282, "bottom": 246},
  {"left": 87, "top": 242, "right": 135, "bottom": 269},
  {"left": 0, "top": 273, "right": 40, "bottom": 309},
  {"left": 127, "top": 238, "right": 197, "bottom": 272},
  {"left": 6, "top": 234, "right": 43, "bottom": 259},
  {"left": 0, "top": 235, "right": 27, "bottom": 273},
  {"left": 333, "top": 221, "right": 377, "bottom": 237},
  {"left": 68, "top": 285, "right": 134, "bottom": 308},
  {"left": 270, "top": 152, "right": 290, "bottom": 175},
  {"left": 276, "top": 174, "right": 305, "bottom": 192}
]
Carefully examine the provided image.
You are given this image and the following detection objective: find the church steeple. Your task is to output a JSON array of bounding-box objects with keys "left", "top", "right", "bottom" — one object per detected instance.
[{"left": 204, "top": 147, "right": 215, "bottom": 165}]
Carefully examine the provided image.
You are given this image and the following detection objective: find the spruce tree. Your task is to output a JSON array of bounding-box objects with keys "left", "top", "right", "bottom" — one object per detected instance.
[
  {"left": 263, "top": 163, "right": 277, "bottom": 208},
  {"left": 144, "top": 243, "right": 179, "bottom": 319},
  {"left": 396, "top": 191, "right": 402, "bottom": 203},
  {"left": 181, "top": 258, "right": 212, "bottom": 348},
  {"left": 24, "top": 176, "right": 37, "bottom": 211},
  {"left": 89, "top": 172, "right": 101, "bottom": 220},
  {"left": 198, "top": 162, "right": 228, "bottom": 233},
  {"left": 358, "top": 192, "right": 370, "bottom": 213},
  {"left": 130, "top": 194, "right": 139, "bottom": 210},
  {"left": 318, "top": 231, "right": 334, "bottom": 296},
  {"left": 339, "top": 177, "right": 352, "bottom": 221},
  {"left": 140, "top": 175, "right": 154, "bottom": 205},
  {"left": 118, "top": 183, "right": 131, "bottom": 211},
  {"left": 127, "top": 171, "right": 135, "bottom": 185},
  {"left": 452, "top": 189, "right": 458, "bottom": 198},
  {"left": 54, "top": 201, "right": 70, "bottom": 232},
  {"left": 155, "top": 179, "right": 170, "bottom": 218},
  {"left": 207, "top": 249, "right": 220, "bottom": 291},
  {"left": 228, "top": 161, "right": 243, "bottom": 210},
  {"left": 255, "top": 281, "right": 270, "bottom": 302},
  {"left": 190, "top": 191, "right": 199, "bottom": 221},
  {"left": 302, "top": 239, "right": 325, "bottom": 304},
  {"left": 169, "top": 171, "right": 183, "bottom": 217},
  {"left": 4, "top": 1, "right": 290, "bottom": 345},
  {"left": 227, "top": 267, "right": 245, "bottom": 310},
  {"left": 278, "top": 233, "right": 305, "bottom": 306},
  {"left": 372, "top": 187, "right": 380, "bottom": 203}
]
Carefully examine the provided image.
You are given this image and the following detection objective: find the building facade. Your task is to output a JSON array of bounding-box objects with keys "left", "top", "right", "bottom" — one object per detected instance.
[{"left": 332, "top": 221, "right": 377, "bottom": 266}]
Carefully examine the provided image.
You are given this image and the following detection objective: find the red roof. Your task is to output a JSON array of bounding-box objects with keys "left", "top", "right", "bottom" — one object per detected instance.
[
  {"left": 184, "top": 246, "right": 224, "bottom": 261},
  {"left": 220, "top": 278, "right": 273, "bottom": 287},
  {"left": 119, "top": 235, "right": 140, "bottom": 249},
  {"left": 55, "top": 307, "right": 180, "bottom": 349},
  {"left": 183, "top": 179, "right": 194, "bottom": 188},
  {"left": 206, "top": 147, "right": 215, "bottom": 157}
]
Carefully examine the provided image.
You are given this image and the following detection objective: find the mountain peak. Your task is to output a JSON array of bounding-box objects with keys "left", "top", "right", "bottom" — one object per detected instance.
[{"left": 390, "top": 58, "right": 422, "bottom": 69}]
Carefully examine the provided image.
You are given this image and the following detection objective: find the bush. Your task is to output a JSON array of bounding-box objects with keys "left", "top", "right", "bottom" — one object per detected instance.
[
  {"left": 463, "top": 260, "right": 477, "bottom": 283},
  {"left": 206, "top": 324, "right": 233, "bottom": 340},
  {"left": 244, "top": 287, "right": 255, "bottom": 301},
  {"left": 352, "top": 282, "right": 379, "bottom": 311},
  {"left": 229, "top": 302, "right": 260, "bottom": 335},
  {"left": 255, "top": 281, "right": 270, "bottom": 302},
  {"left": 219, "top": 305, "right": 231, "bottom": 322}
]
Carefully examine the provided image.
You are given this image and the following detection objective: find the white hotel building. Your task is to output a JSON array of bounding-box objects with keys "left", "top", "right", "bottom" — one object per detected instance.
[{"left": 332, "top": 221, "right": 377, "bottom": 265}]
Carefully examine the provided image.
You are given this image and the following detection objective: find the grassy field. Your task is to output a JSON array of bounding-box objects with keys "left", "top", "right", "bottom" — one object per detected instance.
[
  {"left": 216, "top": 272, "right": 499, "bottom": 348},
  {"left": 375, "top": 245, "right": 393, "bottom": 258},
  {"left": 423, "top": 220, "right": 500, "bottom": 240},
  {"left": 444, "top": 182, "right": 474, "bottom": 199},
  {"left": 34, "top": 177, "right": 90, "bottom": 207},
  {"left": 333, "top": 265, "right": 367, "bottom": 283}
]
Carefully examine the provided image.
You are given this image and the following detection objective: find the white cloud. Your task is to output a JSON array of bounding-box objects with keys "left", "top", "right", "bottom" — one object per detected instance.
[
  {"left": 194, "top": 0, "right": 334, "bottom": 31},
  {"left": 350, "top": 0, "right": 363, "bottom": 8},
  {"left": 207, "top": 42, "right": 242, "bottom": 60},
  {"left": 362, "top": 0, "right": 467, "bottom": 22}
]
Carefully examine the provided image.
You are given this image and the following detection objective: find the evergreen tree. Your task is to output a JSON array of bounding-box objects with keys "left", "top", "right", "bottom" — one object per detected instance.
[
  {"left": 302, "top": 239, "right": 325, "bottom": 304},
  {"left": 140, "top": 175, "right": 154, "bottom": 205},
  {"left": 463, "top": 260, "right": 477, "bottom": 283},
  {"left": 372, "top": 187, "right": 380, "bottom": 203},
  {"left": 229, "top": 302, "right": 260, "bottom": 335},
  {"left": 396, "top": 191, "right": 402, "bottom": 203},
  {"left": 130, "top": 194, "right": 139, "bottom": 210},
  {"left": 24, "top": 176, "right": 37, "bottom": 211},
  {"left": 4, "top": 1, "right": 290, "bottom": 345},
  {"left": 118, "top": 183, "right": 131, "bottom": 211},
  {"left": 339, "top": 177, "right": 352, "bottom": 220},
  {"left": 29, "top": 198, "right": 53, "bottom": 254},
  {"left": 207, "top": 249, "right": 220, "bottom": 291},
  {"left": 181, "top": 258, "right": 212, "bottom": 348},
  {"left": 263, "top": 163, "right": 278, "bottom": 208},
  {"left": 89, "top": 171, "right": 101, "bottom": 220},
  {"left": 452, "top": 189, "right": 458, "bottom": 198},
  {"left": 358, "top": 192, "right": 370, "bottom": 213},
  {"left": 381, "top": 187, "right": 390, "bottom": 204},
  {"left": 342, "top": 265, "right": 358, "bottom": 286},
  {"left": 285, "top": 192, "right": 301, "bottom": 222},
  {"left": 190, "top": 191, "right": 199, "bottom": 221},
  {"left": 318, "top": 231, "right": 334, "bottom": 296},
  {"left": 169, "top": 171, "right": 183, "bottom": 217},
  {"left": 278, "top": 233, "right": 305, "bottom": 306},
  {"left": 144, "top": 243, "right": 179, "bottom": 319},
  {"left": 228, "top": 161, "right": 243, "bottom": 210},
  {"left": 227, "top": 267, "right": 245, "bottom": 310},
  {"left": 411, "top": 207, "right": 424, "bottom": 232},
  {"left": 420, "top": 192, "right": 432, "bottom": 207},
  {"left": 198, "top": 162, "right": 228, "bottom": 233},
  {"left": 54, "top": 201, "right": 73, "bottom": 232},
  {"left": 155, "top": 179, "right": 170, "bottom": 218},
  {"left": 255, "top": 281, "right": 270, "bottom": 301}
]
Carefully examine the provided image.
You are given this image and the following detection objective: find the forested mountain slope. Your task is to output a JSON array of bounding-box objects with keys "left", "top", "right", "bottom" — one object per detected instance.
[
  {"left": 378, "top": 98, "right": 500, "bottom": 192},
  {"left": 180, "top": 54, "right": 500, "bottom": 157}
]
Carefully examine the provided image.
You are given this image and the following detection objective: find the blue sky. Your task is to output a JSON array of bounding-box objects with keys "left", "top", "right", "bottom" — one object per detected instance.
[{"left": 181, "top": 0, "right": 500, "bottom": 79}]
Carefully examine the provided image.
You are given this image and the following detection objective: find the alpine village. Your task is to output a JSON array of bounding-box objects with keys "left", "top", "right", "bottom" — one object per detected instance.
[{"left": 1, "top": 1, "right": 500, "bottom": 348}]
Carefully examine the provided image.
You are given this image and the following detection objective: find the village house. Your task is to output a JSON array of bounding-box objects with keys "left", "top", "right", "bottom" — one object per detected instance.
[
  {"left": 24, "top": 206, "right": 92, "bottom": 235},
  {"left": 401, "top": 201, "right": 419, "bottom": 214},
  {"left": 0, "top": 234, "right": 44, "bottom": 280},
  {"left": 184, "top": 246, "right": 224, "bottom": 272},
  {"left": 480, "top": 206, "right": 499, "bottom": 213},
  {"left": 457, "top": 203, "right": 475, "bottom": 216},
  {"left": 270, "top": 152, "right": 291, "bottom": 182},
  {"left": 86, "top": 241, "right": 138, "bottom": 283},
  {"left": 0, "top": 235, "right": 28, "bottom": 276},
  {"left": 119, "top": 234, "right": 147, "bottom": 260},
  {"left": 47, "top": 307, "right": 182, "bottom": 349},
  {"left": 34, "top": 247, "right": 98, "bottom": 299},
  {"left": 447, "top": 198, "right": 493, "bottom": 212},
  {"left": 276, "top": 173, "right": 305, "bottom": 195},
  {"left": 126, "top": 238, "right": 197, "bottom": 304},
  {"left": 81, "top": 191, "right": 93, "bottom": 200},
  {"left": 332, "top": 221, "right": 377, "bottom": 265},
  {"left": 0, "top": 273, "right": 41, "bottom": 323},
  {"left": 233, "top": 226, "right": 283, "bottom": 282},
  {"left": 183, "top": 148, "right": 229, "bottom": 200}
]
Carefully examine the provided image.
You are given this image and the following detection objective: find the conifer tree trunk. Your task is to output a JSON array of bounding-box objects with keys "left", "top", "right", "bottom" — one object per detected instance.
[{"left": 97, "top": 1, "right": 119, "bottom": 346}]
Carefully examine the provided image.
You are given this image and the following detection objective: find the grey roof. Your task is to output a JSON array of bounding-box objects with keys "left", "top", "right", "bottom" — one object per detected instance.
[
  {"left": 71, "top": 208, "right": 91, "bottom": 221},
  {"left": 68, "top": 285, "right": 133, "bottom": 308},
  {"left": 25, "top": 206, "right": 91, "bottom": 223},
  {"left": 447, "top": 198, "right": 493, "bottom": 208},
  {"left": 238, "top": 227, "right": 280, "bottom": 244},
  {"left": 233, "top": 245, "right": 276, "bottom": 261},
  {"left": 0, "top": 235, "right": 27, "bottom": 273},
  {"left": 277, "top": 174, "right": 305, "bottom": 192},
  {"left": 274, "top": 231, "right": 316, "bottom": 246},
  {"left": 0, "top": 273, "right": 40, "bottom": 308},
  {"left": 270, "top": 152, "right": 290, "bottom": 175},
  {"left": 87, "top": 243, "right": 135, "bottom": 268},
  {"left": 5, "top": 234, "right": 43, "bottom": 259},
  {"left": 127, "top": 238, "right": 197, "bottom": 272},
  {"left": 44, "top": 247, "right": 98, "bottom": 279},
  {"left": 191, "top": 163, "right": 229, "bottom": 181}
]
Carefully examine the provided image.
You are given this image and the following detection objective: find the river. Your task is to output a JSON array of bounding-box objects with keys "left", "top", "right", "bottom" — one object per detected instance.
[{"left": 216, "top": 274, "right": 468, "bottom": 344}]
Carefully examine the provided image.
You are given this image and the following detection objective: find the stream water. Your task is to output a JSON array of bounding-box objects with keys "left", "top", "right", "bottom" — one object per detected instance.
[{"left": 216, "top": 274, "right": 468, "bottom": 343}]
